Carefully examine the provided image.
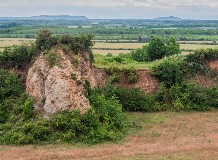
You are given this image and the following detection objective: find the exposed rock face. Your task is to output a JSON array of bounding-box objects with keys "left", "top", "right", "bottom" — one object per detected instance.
[{"left": 26, "top": 48, "right": 107, "bottom": 116}]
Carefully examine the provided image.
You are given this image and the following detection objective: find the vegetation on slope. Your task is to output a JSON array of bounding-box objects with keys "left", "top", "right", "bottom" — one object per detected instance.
[
  {"left": 0, "top": 30, "right": 126, "bottom": 145},
  {"left": 1, "top": 29, "right": 218, "bottom": 145}
]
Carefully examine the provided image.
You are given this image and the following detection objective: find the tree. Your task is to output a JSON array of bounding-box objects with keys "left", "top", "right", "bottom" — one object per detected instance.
[
  {"left": 147, "top": 37, "right": 166, "bottom": 61},
  {"left": 132, "top": 45, "right": 148, "bottom": 62},
  {"left": 165, "top": 37, "right": 181, "bottom": 56},
  {"left": 151, "top": 58, "right": 184, "bottom": 87},
  {"left": 35, "top": 29, "right": 58, "bottom": 51}
]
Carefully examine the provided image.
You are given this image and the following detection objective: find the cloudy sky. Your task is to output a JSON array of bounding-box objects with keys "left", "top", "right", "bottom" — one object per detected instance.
[{"left": 0, "top": 0, "right": 217, "bottom": 19}]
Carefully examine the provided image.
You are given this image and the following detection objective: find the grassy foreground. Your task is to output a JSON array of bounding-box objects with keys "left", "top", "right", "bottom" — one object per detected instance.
[{"left": 1, "top": 111, "right": 218, "bottom": 160}]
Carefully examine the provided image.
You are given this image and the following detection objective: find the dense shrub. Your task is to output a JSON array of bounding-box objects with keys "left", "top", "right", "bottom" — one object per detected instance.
[
  {"left": 183, "top": 48, "right": 218, "bottom": 76},
  {"left": 22, "top": 97, "right": 34, "bottom": 120},
  {"left": 60, "top": 35, "right": 74, "bottom": 45},
  {"left": 131, "top": 46, "right": 149, "bottom": 62},
  {"left": 0, "top": 78, "right": 127, "bottom": 145},
  {"left": 147, "top": 37, "right": 166, "bottom": 61},
  {"left": 0, "top": 69, "right": 24, "bottom": 101},
  {"left": 94, "top": 84, "right": 161, "bottom": 112},
  {"left": 106, "top": 67, "right": 139, "bottom": 84},
  {"left": 35, "top": 30, "right": 94, "bottom": 63},
  {"left": 151, "top": 57, "right": 184, "bottom": 87},
  {"left": 132, "top": 36, "right": 181, "bottom": 62},
  {"left": 186, "top": 48, "right": 218, "bottom": 64},
  {"left": 35, "top": 29, "right": 58, "bottom": 51},
  {"left": 0, "top": 69, "right": 31, "bottom": 124},
  {"left": 115, "top": 87, "right": 159, "bottom": 112},
  {"left": 165, "top": 37, "right": 181, "bottom": 56},
  {"left": 0, "top": 93, "right": 127, "bottom": 145},
  {"left": 155, "top": 82, "right": 218, "bottom": 111},
  {"left": 152, "top": 49, "right": 218, "bottom": 87},
  {"left": 88, "top": 93, "right": 126, "bottom": 143},
  {"left": 0, "top": 44, "right": 35, "bottom": 69}
]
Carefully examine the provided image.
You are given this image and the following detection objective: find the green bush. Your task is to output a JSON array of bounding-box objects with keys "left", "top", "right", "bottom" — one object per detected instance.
[
  {"left": 1, "top": 131, "right": 33, "bottom": 145},
  {"left": 132, "top": 36, "right": 181, "bottom": 62},
  {"left": 0, "top": 44, "right": 35, "bottom": 69},
  {"left": 106, "top": 67, "right": 139, "bottom": 84},
  {"left": 90, "top": 94, "right": 126, "bottom": 132},
  {"left": 131, "top": 46, "right": 149, "bottom": 62},
  {"left": 155, "top": 82, "right": 218, "bottom": 111},
  {"left": 147, "top": 37, "right": 166, "bottom": 61},
  {"left": 165, "top": 37, "right": 181, "bottom": 56},
  {"left": 184, "top": 48, "right": 218, "bottom": 76},
  {"left": 35, "top": 30, "right": 94, "bottom": 63},
  {"left": 186, "top": 48, "right": 218, "bottom": 64},
  {"left": 0, "top": 80, "right": 127, "bottom": 145},
  {"left": 94, "top": 84, "right": 160, "bottom": 112},
  {"left": 151, "top": 58, "right": 184, "bottom": 87},
  {"left": 0, "top": 69, "right": 24, "bottom": 102},
  {"left": 115, "top": 87, "right": 158, "bottom": 112},
  {"left": 51, "top": 92, "right": 126, "bottom": 143},
  {"left": 35, "top": 29, "right": 58, "bottom": 51},
  {"left": 22, "top": 97, "right": 34, "bottom": 120}
]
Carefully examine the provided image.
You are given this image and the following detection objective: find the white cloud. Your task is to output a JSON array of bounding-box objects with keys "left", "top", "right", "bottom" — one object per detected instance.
[
  {"left": 0, "top": 0, "right": 217, "bottom": 19},
  {"left": 0, "top": 3, "right": 8, "bottom": 7}
]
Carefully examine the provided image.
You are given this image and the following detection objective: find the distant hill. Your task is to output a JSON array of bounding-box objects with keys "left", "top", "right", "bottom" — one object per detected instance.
[
  {"left": 0, "top": 15, "right": 89, "bottom": 20},
  {"left": 154, "top": 16, "right": 182, "bottom": 21},
  {"left": 31, "top": 15, "right": 89, "bottom": 20}
]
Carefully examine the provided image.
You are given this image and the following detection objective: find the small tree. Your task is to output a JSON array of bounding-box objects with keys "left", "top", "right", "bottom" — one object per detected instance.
[
  {"left": 132, "top": 45, "right": 148, "bottom": 62},
  {"left": 165, "top": 37, "right": 181, "bottom": 56},
  {"left": 147, "top": 37, "right": 166, "bottom": 61},
  {"left": 35, "top": 29, "right": 58, "bottom": 51},
  {"left": 151, "top": 58, "right": 184, "bottom": 87}
]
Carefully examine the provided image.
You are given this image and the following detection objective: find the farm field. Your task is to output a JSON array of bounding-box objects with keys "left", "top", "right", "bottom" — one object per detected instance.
[
  {"left": 93, "top": 42, "right": 218, "bottom": 50},
  {"left": 93, "top": 42, "right": 145, "bottom": 49},
  {"left": 93, "top": 42, "right": 218, "bottom": 55},
  {"left": 1, "top": 111, "right": 218, "bottom": 160},
  {"left": 0, "top": 38, "right": 34, "bottom": 49},
  {"left": 0, "top": 39, "right": 217, "bottom": 55}
]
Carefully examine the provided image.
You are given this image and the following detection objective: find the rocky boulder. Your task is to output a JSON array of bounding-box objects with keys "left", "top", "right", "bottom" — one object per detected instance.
[{"left": 26, "top": 48, "right": 107, "bottom": 116}]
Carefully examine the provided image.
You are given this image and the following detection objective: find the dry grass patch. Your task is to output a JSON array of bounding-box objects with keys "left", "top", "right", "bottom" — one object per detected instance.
[
  {"left": 0, "top": 38, "right": 34, "bottom": 48},
  {"left": 1, "top": 111, "right": 218, "bottom": 160},
  {"left": 94, "top": 42, "right": 144, "bottom": 49},
  {"left": 180, "top": 44, "right": 218, "bottom": 50}
]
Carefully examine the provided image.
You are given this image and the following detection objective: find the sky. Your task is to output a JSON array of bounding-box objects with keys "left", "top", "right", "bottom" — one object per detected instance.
[{"left": 0, "top": 0, "right": 218, "bottom": 19}]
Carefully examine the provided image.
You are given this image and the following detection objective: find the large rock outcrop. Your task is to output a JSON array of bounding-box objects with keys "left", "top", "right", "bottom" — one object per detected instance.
[{"left": 26, "top": 48, "right": 107, "bottom": 116}]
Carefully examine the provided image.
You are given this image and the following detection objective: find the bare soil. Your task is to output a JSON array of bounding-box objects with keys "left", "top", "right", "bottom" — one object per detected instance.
[
  {"left": 1, "top": 111, "right": 218, "bottom": 160},
  {"left": 119, "top": 69, "right": 159, "bottom": 93}
]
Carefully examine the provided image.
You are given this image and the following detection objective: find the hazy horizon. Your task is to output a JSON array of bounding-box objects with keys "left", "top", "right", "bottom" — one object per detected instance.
[{"left": 0, "top": 0, "right": 218, "bottom": 20}]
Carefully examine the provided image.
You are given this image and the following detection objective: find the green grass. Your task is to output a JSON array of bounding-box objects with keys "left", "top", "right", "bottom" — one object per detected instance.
[
  {"left": 1, "top": 111, "right": 218, "bottom": 159},
  {"left": 125, "top": 112, "right": 166, "bottom": 140},
  {"left": 93, "top": 54, "right": 162, "bottom": 69}
]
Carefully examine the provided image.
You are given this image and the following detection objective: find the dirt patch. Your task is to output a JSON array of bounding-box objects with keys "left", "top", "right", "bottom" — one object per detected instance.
[
  {"left": 208, "top": 60, "right": 218, "bottom": 70},
  {"left": 119, "top": 69, "right": 159, "bottom": 93},
  {"left": 2, "top": 111, "right": 218, "bottom": 160},
  {"left": 190, "top": 75, "right": 218, "bottom": 88}
]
